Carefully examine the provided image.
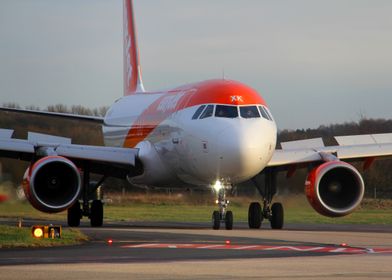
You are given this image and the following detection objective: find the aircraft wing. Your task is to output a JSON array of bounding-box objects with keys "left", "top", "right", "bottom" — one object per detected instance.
[
  {"left": 0, "top": 106, "right": 104, "bottom": 123},
  {"left": 0, "top": 129, "right": 140, "bottom": 178},
  {"left": 268, "top": 133, "right": 392, "bottom": 169}
]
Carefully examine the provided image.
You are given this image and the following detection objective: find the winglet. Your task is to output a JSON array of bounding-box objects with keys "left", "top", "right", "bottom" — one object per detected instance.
[{"left": 123, "top": 0, "right": 145, "bottom": 95}]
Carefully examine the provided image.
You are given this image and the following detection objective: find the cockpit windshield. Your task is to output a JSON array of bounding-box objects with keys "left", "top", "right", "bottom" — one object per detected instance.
[
  {"left": 215, "top": 105, "right": 238, "bottom": 118},
  {"left": 240, "top": 106, "right": 260, "bottom": 119},
  {"left": 192, "top": 104, "right": 273, "bottom": 121}
]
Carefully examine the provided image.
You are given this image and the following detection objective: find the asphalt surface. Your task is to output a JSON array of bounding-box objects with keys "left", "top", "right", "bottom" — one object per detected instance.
[
  {"left": 1, "top": 220, "right": 392, "bottom": 266},
  {"left": 1, "top": 220, "right": 392, "bottom": 279},
  {"left": 0, "top": 225, "right": 330, "bottom": 265}
]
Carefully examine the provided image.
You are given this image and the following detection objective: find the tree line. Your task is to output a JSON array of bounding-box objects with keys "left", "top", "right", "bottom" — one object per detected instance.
[{"left": 3, "top": 102, "right": 109, "bottom": 117}]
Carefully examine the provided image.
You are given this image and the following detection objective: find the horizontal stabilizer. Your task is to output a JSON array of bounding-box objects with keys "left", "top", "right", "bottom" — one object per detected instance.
[
  {"left": 0, "top": 129, "right": 14, "bottom": 139},
  {"left": 281, "top": 138, "right": 325, "bottom": 150},
  {"left": 335, "top": 133, "right": 392, "bottom": 146}
]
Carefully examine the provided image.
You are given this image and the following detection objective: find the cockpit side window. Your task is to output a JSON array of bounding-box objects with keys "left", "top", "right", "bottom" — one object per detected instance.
[
  {"left": 215, "top": 105, "right": 238, "bottom": 118},
  {"left": 264, "top": 107, "right": 273, "bottom": 121},
  {"left": 258, "top": 106, "right": 271, "bottom": 120},
  {"left": 192, "top": 105, "right": 206, "bottom": 120},
  {"left": 240, "top": 106, "right": 260, "bottom": 119},
  {"left": 200, "top": 105, "right": 214, "bottom": 119}
]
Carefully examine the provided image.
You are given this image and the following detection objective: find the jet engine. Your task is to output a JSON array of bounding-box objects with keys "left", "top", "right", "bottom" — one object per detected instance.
[
  {"left": 305, "top": 161, "right": 364, "bottom": 217},
  {"left": 23, "top": 156, "right": 82, "bottom": 213}
]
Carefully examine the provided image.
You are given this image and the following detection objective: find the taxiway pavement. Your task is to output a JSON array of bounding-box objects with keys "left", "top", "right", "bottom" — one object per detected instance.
[{"left": 1, "top": 221, "right": 392, "bottom": 279}]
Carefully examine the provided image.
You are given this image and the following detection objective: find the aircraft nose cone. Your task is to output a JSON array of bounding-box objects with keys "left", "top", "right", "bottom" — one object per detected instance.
[{"left": 216, "top": 121, "right": 271, "bottom": 183}]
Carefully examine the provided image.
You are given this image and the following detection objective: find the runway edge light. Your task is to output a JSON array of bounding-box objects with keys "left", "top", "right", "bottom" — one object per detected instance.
[{"left": 32, "top": 225, "right": 62, "bottom": 239}]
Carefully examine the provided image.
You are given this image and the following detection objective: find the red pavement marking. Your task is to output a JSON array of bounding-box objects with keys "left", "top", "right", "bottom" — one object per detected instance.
[{"left": 121, "top": 243, "right": 392, "bottom": 254}]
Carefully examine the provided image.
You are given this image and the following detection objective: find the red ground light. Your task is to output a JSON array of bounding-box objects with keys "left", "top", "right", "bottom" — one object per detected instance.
[{"left": 0, "top": 194, "right": 9, "bottom": 202}]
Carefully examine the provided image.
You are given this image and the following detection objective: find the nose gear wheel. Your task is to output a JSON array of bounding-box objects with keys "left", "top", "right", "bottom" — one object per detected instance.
[{"left": 211, "top": 184, "right": 233, "bottom": 230}]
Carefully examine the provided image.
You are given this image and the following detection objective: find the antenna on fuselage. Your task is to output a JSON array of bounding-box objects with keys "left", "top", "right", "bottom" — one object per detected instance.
[{"left": 222, "top": 68, "right": 226, "bottom": 80}]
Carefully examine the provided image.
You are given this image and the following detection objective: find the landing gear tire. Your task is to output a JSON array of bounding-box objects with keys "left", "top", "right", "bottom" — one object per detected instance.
[
  {"left": 212, "top": 210, "right": 220, "bottom": 230},
  {"left": 270, "top": 202, "right": 284, "bottom": 229},
  {"left": 248, "top": 202, "right": 262, "bottom": 229},
  {"left": 90, "top": 200, "right": 103, "bottom": 227},
  {"left": 225, "top": 211, "right": 233, "bottom": 230},
  {"left": 67, "top": 201, "right": 81, "bottom": 227}
]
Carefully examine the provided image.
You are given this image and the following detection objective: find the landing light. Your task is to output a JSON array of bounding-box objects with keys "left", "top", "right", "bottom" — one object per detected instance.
[
  {"left": 213, "top": 181, "right": 223, "bottom": 192},
  {"left": 31, "top": 225, "right": 62, "bottom": 239}
]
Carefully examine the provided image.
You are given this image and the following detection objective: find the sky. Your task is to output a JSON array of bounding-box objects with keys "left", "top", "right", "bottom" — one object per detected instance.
[{"left": 0, "top": 0, "right": 391, "bottom": 130}]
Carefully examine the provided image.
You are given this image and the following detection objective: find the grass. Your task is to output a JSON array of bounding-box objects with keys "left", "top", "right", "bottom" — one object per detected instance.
[
  {"left": 103, "top": 198, "right": 392, "bottom": 225},
  {"left": 1, "top": 193, "right": 390, "bottom": 248},
  {"left": 0, "top": 194, "right": 391, "bottom": 225},
  {"left": 0, "top": 224, "right": 88, "bottom": 248}
]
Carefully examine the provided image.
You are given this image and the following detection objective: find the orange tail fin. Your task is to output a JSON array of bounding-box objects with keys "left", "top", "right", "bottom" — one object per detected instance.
[{"left": 123, "top": 0, "right": 145, "bottom": 94}]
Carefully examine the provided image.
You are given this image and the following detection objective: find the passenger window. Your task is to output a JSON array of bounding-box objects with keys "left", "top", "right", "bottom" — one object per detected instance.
[
  {"left": 215, "top": 105, "right": 238, "bottom": 118},
  {"left": 200, "top": 105, "right": 214, "bottom": 119},
  {"left": 258, "top": 106, "right": 270, "bottom": 120},
  {"left": 240, "top": 106, "right": 260, "bottom": 119},
  {"left": 192, "top": 105, "right": 206, "bottom": 119}
]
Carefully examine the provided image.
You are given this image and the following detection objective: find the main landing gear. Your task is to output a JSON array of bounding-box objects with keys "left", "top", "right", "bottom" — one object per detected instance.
[
  {"left": 211, "top": 182, "right": 233, "bottom": 230},
  {"left": 67, "top": 166, "right": 106, "bottom": 227},
  {"left": 248, "top": 169, "right": 284, "bottom": 230}
]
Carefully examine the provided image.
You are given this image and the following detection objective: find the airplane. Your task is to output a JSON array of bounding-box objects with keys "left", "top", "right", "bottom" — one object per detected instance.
[{"left": 1, "top": 0, "right": 392, "bottom": 229}]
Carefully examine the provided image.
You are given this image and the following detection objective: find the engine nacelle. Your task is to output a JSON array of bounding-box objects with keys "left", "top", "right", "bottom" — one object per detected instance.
[
  {"left": 23, "top": 156, "right": 82, "bottom": 213},
  {"left": 305, "top": 161, "right": 364, "bottom": 217}
]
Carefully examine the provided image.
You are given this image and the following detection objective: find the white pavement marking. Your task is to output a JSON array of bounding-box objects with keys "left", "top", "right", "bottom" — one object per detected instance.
[
  {"left": 198, "top": 245, "right": 224, "bottom": 249},
  {"left": 121, "top": 243, "right": 392, "bottom": 255},
  {"left": 329, "top": 248, "right": 348, "bottom": 253},
  {"left": 263, "top": 246, "right": 324, "bottom": 252},
  {"left": 233, "top": 245, "right": 259, "bottom": 250},
  {"left": 127, "top": 243, "right": 158, "bottom": 248}
]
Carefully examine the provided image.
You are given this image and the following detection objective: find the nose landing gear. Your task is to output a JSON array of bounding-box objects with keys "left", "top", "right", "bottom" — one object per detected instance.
[{"left": 211, "top": 183, "right": 233, "bottom": 230}]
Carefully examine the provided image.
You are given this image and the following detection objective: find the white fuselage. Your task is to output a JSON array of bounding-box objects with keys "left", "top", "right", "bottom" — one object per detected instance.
[{"left": 102, "top": 85, "right": 277, "bottom": 189}]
